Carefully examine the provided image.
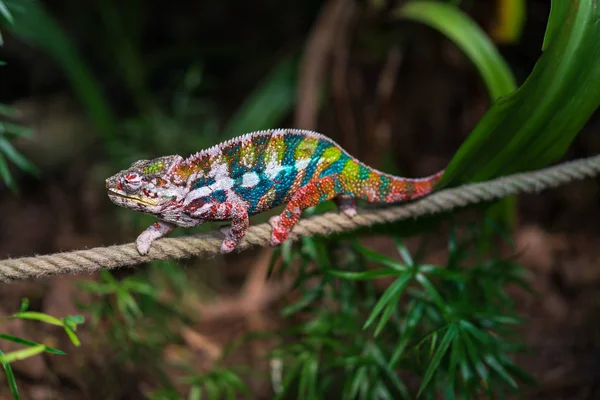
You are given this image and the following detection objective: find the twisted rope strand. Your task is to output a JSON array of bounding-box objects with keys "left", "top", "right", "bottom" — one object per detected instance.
[{"left": 1, "top": 155, "right": 599, "bottom": 283}]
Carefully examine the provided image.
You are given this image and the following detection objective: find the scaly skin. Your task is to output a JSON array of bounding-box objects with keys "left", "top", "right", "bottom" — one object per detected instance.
[{"left": 105, "top": 129, "right": 444, "bottom": 254}]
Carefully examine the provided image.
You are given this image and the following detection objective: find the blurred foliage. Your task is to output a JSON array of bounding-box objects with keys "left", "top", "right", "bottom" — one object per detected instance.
[
  {"left": 0, "top": 299, "right": 84, "bottom": 400},
  {"left": 266, "top": 220, "right": 533, "bottom": 399},
  {"left": 0, "top": 0, "right": 38, "bottom": 192},
  {"left": 491, "top": 0, "right": 527, "bottom": 44}
]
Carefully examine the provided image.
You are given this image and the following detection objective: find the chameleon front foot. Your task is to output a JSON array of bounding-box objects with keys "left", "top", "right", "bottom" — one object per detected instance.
[
  {"left": 135, "top": 221, "right": 173, "bottom": 255},
  {"left": 219, "top": 227, "right": 239, "bottom": 254},
  {"left": 269, "top": 215, "right": 290, "bottom": 246}
]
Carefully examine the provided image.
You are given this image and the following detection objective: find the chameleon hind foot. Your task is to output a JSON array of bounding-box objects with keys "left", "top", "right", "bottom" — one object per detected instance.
[{"left": 334, "top": 195, "right": 357, "bottom": 218}]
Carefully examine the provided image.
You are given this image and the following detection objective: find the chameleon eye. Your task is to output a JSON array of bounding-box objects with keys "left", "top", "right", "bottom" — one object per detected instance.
[{"left": 122, "top": 172, "right": 142, "bottom": 193}]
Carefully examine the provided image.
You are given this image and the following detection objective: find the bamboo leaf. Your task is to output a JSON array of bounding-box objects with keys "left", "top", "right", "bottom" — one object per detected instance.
[{"left": 0, "top": 348, "right": 19, "bottom": 399}]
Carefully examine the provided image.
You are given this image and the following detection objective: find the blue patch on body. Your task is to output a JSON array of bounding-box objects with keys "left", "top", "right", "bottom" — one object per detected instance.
[
  {"left": 192, "top": 176, "right": 216, "bottom": 190},
  {"left": 300, "top": 141, "right": 331, "bottom": 186}
]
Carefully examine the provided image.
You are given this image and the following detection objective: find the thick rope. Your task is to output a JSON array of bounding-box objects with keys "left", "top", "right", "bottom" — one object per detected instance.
[{"left": 1, "top": 155, "right": 599, "bottom": 283}]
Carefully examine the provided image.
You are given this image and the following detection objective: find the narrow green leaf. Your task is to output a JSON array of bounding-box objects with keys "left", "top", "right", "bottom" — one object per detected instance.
[
  {"left": 12, "top": 312, "right": 63, "bottom": 326},
  {"left": 0, "top": 348, "right": 19, "bottom": 400},
  {"left": 217, "top": 370, "right": 249, "bottom": 397},
  {"left": 415, "top": 273, "right": 447, "bottom": 312},
  {"left": 63, "top": 326, "right": 80, "bottom": 347},
  {"left": 298, "top": 355, "right": 318, "bottom": 399},
  {"left": 484, "top": 354, "right": 518, "bottom": 389},
  {"left": 0, "top": 138, "right": 39, "bottom": 176},
  {"left": 394, "top": 238, "right": 414, "bottom": 266},
  {"left": 0, "top": 1, "right": 13, "bottom": 23},
  {"left": 0, "top": 152, "right": 15, "bottom": 191},
  {"left": 0, "top": 334, "right": 66, "bottom": 355},
  {"left": 461, "top": 331, "right": 489, "bottom": 384},
  {"left": 18, "top": 298, "right": 28, "bottom": 313},
  {"left": 368, "top": 343, "right": 410, "bottom": 399},
  {"left": 0, "top": 344, "right": 46, "bottom": 364},
  {"left": 418, "top": 324, "right": 457, "bottom": 397},
  {"left": 390, "top": 301, "right": 424, "bottom": 366},
  {"left": 328, "top": 268, "right": 398, "bottom": 281},
  {"left": 355, "top": 245, "right": 408, "bottom": 272},
  {"left": 0, "top": 121, "right": 33, "bottom": 139},
  {"left": 363, "top": 274, "right": 411, "bottom": 331},
  {"left": 188, "top": 385, "right": 201, "bottom": 400},
  {"left": 347, "top": 366, "right": 368, "bottom": 400},
  {"left": 203, "top": 378, "right": 220, "bottom": 400}
]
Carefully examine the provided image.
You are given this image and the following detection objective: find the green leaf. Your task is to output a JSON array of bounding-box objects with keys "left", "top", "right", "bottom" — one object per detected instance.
[
  {"left": 328, "top": 268, "right": 398, "bottom": 281},
  {"left": 0, "top": 348, "right": 19, "bottom": 400},
  {"left": 18, "top": 298, "right": 28, "bottom": 312},
  {"left": 396, "top": 1, "right": 517, "bottom": 101},
  {"left": 188, "top": 385, "right": 201, "bottom": 400},
  {"left": 439, "top": 0, "right": 600, "bottom": 185},
  {"left": 217, "top": 370, "right": 249, "bottom": 397},
  {"left": 0, "top": 334, "right": 66, "bottom": 355},
  {"left": 12, "top": 311, "right": 64, "bottom": 326},
  {"left": 0, "top": 121, "right": 33, "bottom": 139},
  {"left": 298, "top": 355, "right": 318, "bottom": 399},
  {"left": 0, "top": 1, "right": 14, "bottom": 24},
  {"left": 390, "top": 301, "right": 424, "bottom": 366},
  {"left": 0, "top": 137, "right": 39, "bottom": 176},
  {"left": 63, "top": 326, "right": 81, "bottom": 347},
  {"left": 415, "top": 273, "right": 447, "bottom": 312},
  {"left": 491, "top": 0, "right": 526, "bottom": 44},
  {"left": 542, "top": 2, "right": 569, "bottom": 51},
  {"left": 0, "top": 153, "right": 16, "bottom": 191},
  {"left": 0, "top": 344, "right": 46, "bottom": 364},
  {"left": 368, "top": 343, "right": 410, "bottom": 399},
  {"left": 418, "top": 324, "right": 458, "bottom": 397},
  {"left": 394, "top": 238, "right": 414, "bottom": 267},
  {"left": 484, "top": 353, "right": 518, "bottom": 389},
  {"left": 355, "top": 244, "right": 408, "bottom": 273},
  {"left": 363, "top": 274, "right": 411, "bottom": 333}
]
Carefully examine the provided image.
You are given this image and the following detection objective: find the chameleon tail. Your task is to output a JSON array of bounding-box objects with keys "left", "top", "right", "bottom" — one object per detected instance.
[
  {"left": 349, "top": 161, "right": 444, "bottom": 204},
  {"left": 385, "top": 169, "right": 444, "bottom": 203}
]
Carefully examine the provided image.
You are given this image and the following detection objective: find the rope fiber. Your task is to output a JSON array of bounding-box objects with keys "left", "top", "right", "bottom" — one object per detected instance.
[{"left": 2, "top": 154, "right": 600, "bottom": 283}]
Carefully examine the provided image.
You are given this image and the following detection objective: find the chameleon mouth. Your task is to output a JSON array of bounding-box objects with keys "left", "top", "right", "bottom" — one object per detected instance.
[{"left": 107, "top": 189, "right": 158, "bottom": 206}]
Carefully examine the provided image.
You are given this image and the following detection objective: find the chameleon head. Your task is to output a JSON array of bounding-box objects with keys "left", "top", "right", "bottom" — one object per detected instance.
[{"left": 106, "top": 155, "right": 186, "bottom": 214}]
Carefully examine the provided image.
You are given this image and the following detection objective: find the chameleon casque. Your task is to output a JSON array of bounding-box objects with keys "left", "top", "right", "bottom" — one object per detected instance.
[{"left": 106, "top": 129, "right": 444, "bottom": 254}]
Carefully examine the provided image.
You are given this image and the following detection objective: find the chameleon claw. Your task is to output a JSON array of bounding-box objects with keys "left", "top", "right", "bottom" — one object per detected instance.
[
  {"left": 220, "top": 238, "right": 237, "bottom": 254},
  {"left": 135, "top": 234, "right": 153, "bottom": 255}
]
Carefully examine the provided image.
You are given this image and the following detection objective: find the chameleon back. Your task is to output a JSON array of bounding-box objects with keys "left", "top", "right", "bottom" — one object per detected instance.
[{"left": 178, "top": 129, "right": 441, "bottom": 215}]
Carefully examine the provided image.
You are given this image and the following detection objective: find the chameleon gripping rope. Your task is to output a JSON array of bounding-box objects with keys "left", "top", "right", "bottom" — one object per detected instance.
[{"left": 1, "top": 154, "right": 600, "bottom": 283}]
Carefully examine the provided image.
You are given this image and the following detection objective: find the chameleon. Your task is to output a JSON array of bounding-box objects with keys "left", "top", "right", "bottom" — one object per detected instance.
[{"left": 105, "top": 129, "right": 444, "bottom": 254}]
